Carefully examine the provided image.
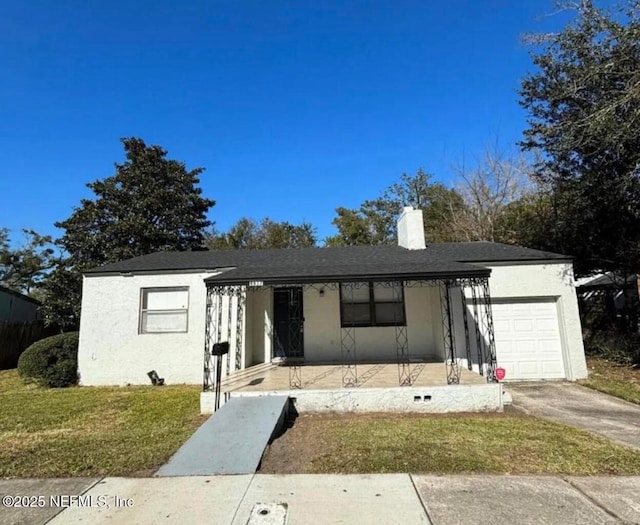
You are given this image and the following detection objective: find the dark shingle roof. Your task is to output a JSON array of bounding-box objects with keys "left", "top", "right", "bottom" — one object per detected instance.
[{"left": 84, "top": 242, "right": 569, "bottom": 284}]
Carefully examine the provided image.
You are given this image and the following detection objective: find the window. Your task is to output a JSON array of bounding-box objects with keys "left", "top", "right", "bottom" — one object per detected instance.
[
  {"left": 139, "top": 287, "right": 189, "bottom": 333},
  {"left": 340, "top": 282, "right": 405, "bottom": 327}
]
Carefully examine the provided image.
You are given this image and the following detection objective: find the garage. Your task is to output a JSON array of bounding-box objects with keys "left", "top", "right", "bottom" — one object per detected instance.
[{"left": 491, "top": 299, "right": 566, "bottom": 380}]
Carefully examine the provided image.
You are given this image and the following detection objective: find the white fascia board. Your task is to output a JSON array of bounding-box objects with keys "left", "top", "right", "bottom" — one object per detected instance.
[{"left": 83, "top": 267, "right": 237, "bottom": 278}]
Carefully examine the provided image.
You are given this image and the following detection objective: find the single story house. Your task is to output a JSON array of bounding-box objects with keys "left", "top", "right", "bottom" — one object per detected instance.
[
  {"left": 78, "top": 208, "right": 588, "bottom": 395},
  {"left": 0, "top": 285, "right": 40, "bottom": 322}
]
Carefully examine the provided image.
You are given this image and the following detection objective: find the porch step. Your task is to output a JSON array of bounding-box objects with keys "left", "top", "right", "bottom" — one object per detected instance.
[
  {"left": 221, "top": 361, "right": 278, "bottom": 388},
  {"left": 155, "top": 395, "right": 289, "bottom": 476}
]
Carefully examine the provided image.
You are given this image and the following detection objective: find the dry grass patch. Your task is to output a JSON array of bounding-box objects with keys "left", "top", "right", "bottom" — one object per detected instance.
[
  {"left": 260, "top": 411, "right": 640, "bottom": 475},
  {"left": 0, "top": 369, "right": 206, "bottom": 478},
  {"left": 580, "top": 357, "right": 640, "bottom": 405}
]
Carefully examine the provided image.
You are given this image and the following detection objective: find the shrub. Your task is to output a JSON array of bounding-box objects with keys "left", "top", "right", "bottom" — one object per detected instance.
[
  {"left": 17, "top": 332, "right": 79, "bottom": 387},
  {"left": 583, "top": 329, "right": 640, "bottom": 365}
]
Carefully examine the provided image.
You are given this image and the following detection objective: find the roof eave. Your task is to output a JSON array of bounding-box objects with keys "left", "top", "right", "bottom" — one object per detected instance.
[
  {"left": 464, "top": 257, "right": 573, "bottom": 265},
  {"left": 204, "top": 269, "right": 491, "bottom": 286},
  {"left": 84, "top": 267, "right": 235, "bottom": 277}
]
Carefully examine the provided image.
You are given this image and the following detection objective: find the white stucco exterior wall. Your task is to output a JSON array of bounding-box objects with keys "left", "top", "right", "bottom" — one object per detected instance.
[
  {"left": 483, "top": 262, "right": 587, "bottom": 380},
  {"left": 78, "top": 271, "right": 233, "bottom": 386},
  {"left": 302, "top": 286, "right": 441, "bottom": 362},
  {"left": 246, "top": 288, "right": 273, "bottom": 367}
]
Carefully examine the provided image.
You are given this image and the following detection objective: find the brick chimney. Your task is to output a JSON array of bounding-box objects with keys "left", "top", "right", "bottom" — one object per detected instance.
[{"left": 397, "top": 207, "right": 426, "bottom": 250}]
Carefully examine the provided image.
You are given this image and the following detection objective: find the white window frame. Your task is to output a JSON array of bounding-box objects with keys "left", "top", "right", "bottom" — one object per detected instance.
[{"left": 139, "top": 287, "right": 189, "bottom": 334}]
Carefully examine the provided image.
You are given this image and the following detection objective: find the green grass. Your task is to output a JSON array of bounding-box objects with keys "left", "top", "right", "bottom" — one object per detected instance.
[
  {"left": 580, "top": 357, "right": 640, "bottom": 405},
  {"left": 0, "top": 369, "right": 206, "bottom": 478},
  {"left": 262, "top": 412, "right": 640, "bottom": 475},
  {"left": 5, "top": 359, "right": 640, "bottom": 479}
]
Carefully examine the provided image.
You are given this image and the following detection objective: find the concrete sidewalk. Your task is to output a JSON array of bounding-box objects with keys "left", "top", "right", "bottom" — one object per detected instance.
[{"left": 1, "top": 474, "right": 638, "bottom": 524}]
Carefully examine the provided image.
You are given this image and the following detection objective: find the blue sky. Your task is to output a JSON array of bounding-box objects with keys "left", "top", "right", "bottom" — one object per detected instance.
[{"left": 1, "top": 0, "right": 586, "bottom": 244}]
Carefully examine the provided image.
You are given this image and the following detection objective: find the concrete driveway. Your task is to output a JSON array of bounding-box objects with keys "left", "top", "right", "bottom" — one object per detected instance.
[{"left": 508, "top": 382, "right": 640, "bottom": 450}]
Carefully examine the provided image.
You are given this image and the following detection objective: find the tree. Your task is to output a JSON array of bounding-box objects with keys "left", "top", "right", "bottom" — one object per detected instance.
[
  {"left": 494, "top": 188, "right": 557, "bottom": 250},
  {"left": 41, "top": 137, "right": 214, "bottom": 327},
  {"left": 57, "top": 138, "right": 213, "bottom": 263},
  {"left": 326, "top": 169, "right": 465, "bottom": 246},
  {"left": 324, "top": 207, "right": 387, "bottom": 246},
  {"left": 208, "top": 218, "right": 317, "bottom": 249},
  {"left": 256, "top": 219, "right": 316, "bottom": 249},
  {"left": 0, "top": 228, "right": 56, "bottom": 295},
  {"left": 38, "top": 263, "right": 80, "bottom": 329},
  {"left": 207, "top": 218, "right": 259, "bottom": 250},
  {"left": 446, "top": 147, "right": 534, "bottom": 243},
  {"left": 519, "top": 0, "right": 640, "bottom": 275}
]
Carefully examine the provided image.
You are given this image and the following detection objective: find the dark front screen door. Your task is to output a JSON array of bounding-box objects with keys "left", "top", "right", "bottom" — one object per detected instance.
[{"left": 273, "top": 287, "right": 304, "bottom": 359}]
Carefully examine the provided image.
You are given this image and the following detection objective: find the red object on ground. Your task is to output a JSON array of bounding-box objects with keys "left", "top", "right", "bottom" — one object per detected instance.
[{"left": 495, "top": 367, "right": 506, "bottom": 381}]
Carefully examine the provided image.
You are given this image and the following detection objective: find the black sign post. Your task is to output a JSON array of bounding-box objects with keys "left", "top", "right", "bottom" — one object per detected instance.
[{"left": 211, "top": 342, "right": 230, "bottom": 411}]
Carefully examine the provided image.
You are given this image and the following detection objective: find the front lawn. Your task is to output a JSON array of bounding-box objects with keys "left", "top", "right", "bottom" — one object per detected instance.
[
  {"left": 260, "top": 412, "right": 640, "bottom": 475},
  {"left": 0, "top": 369, "right": 206, "bottom": 478},
  {"left": 580, "top": 357, "right": 640, "bottom": 405}
]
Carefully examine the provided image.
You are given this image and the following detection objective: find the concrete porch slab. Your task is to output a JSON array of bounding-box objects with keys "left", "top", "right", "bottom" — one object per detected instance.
[{"left": 222, "top": 362, "right": 485, "bottom": 393}]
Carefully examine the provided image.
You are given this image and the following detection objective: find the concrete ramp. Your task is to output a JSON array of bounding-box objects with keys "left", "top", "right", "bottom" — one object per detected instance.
[{"left": 156, "top": 396, "right": 289, "bottom": 476}]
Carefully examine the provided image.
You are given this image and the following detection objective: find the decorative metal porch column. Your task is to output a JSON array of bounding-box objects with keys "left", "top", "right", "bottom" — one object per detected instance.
[
  {"left": 467, "top": 278, "right": 498, "bottom": 382},
  {"left": 390, "top": 281, "right": 412, "bottom": 386},
  {"left": 234, "top": 286, "right": 246, "bottom": 372},
  {"left": 439, "top": 279, "right": 461, "bottom": 385},
  {"left": 225, "top": 291, "right": 233, "bottom": 375},
  {"left": 203, "top": 286, "right": 223, "bottom": 391},
  {"left": 288, "top": 287, "right": 303, "bottom": 389},
  {"left": 459, "top": 282, "right": 473, "bottom": 371},
  {"left": 469, "top": 281, "right": 486, "bottom": 377},
  {"left": 477, "top": 277, "right": 498, "bottom": 382},
  {"left": 203, "top": 285, "right": 247, "bottom": 392},
  {"left": 340, "top": 281, "right": 359, "bottom": 387}
]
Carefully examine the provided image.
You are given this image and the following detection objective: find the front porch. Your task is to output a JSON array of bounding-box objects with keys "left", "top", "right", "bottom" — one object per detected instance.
[
  {"left": 221, "top": 361, "right": 486, "bottom": 393},
  {"left": 200, "top": 360, "right": 502, "bottom": 414},
  {"left": 201, "top": 273, "right": 501, "bottom": 413}
]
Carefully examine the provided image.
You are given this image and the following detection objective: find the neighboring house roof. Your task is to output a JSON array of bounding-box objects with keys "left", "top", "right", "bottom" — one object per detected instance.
[
  {"left": 575, "top": 272, "right": 637, "bottom": 290},
  {"left": 0, "top": 285, "right": 41, "bottom": 305},
  {"left": 84, "top": 242, "right": 569, "bottom": 285}
]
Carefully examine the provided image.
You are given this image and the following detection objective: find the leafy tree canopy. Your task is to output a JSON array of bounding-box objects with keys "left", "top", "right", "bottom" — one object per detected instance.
[
  {"left": 519, "top": 0, "right": 640, "bottom": 274},
  {"left": 208, "top": 218, "right": 317, "bottom": 249},
  {"left": 494, "top": 189, "right": 557, "bottom": 251},
  {"left": 57, "top": 137, "right": 214, "bottom": 265},
  {"left": 42, "top": 137, "right": 214, "bottom": 327},
  {"left": 326, "top": 169, "right": 464, "bottom": 246},
  {"left": 0, "top": 228, "right": 56, "bottom": 295}
]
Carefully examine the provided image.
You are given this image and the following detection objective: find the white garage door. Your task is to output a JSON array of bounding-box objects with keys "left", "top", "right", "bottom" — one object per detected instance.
[{"left": 492, "top": 300, "right": 565, "bottom": 380}]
